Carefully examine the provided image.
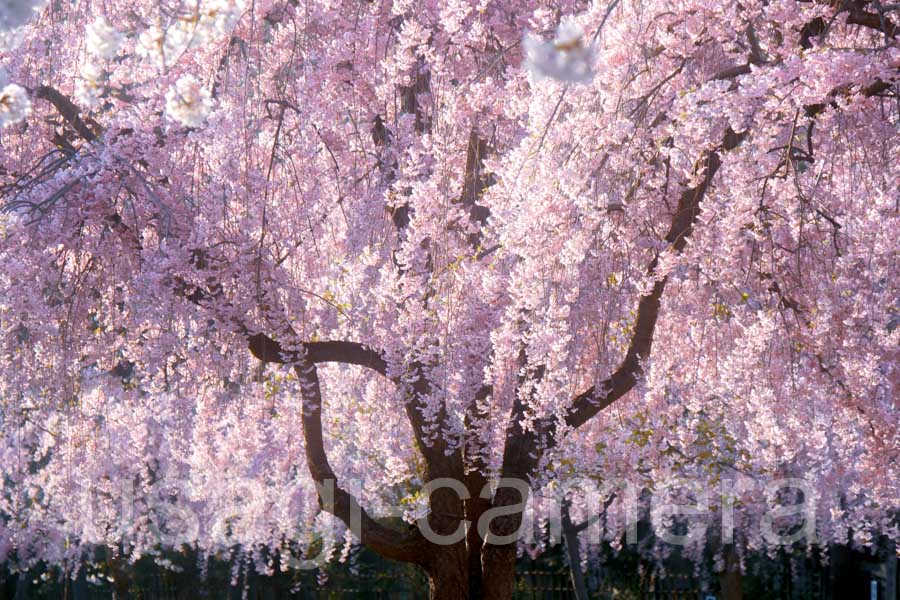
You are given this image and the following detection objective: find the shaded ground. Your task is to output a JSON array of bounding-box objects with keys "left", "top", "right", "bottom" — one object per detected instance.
[{"left": 0, "top": 541, "right": 895, "bottom": 599}]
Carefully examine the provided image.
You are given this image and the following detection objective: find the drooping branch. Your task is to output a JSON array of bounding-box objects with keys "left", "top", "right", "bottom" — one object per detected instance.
[
  {"left": 248, "top": 331, "right": 462, "bottom": 480},
  {"left": 177, "top": 219, "right": 466, "bottom": 540},
  {"left": 544, "top": 69, "right": 898, "bottom": 445},
  {"left": 492, "top": 42, "right": 900, "bottom": 495},
  {"left": 184, "top": 271, "right": 466, "bottom": 561},
  {"left": 480, "top": 125, "right": 745, "bottom": 596},
  {"left": 293, "top": 359, "right": 426, "bottom": 563},
  {"left": 558, "top": 129, "right": 744, "bottom": 432},
  {"left": 481, "top": 133, "right": 747, "bottom": 564},
  {"left": 183, "top": 260, "right": 465, "bottom": 529},
  {"left": 559, "top": 131, "right": 746, "bottom": 436}
]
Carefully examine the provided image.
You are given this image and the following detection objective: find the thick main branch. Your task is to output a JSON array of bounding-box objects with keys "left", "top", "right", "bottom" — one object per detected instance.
[{"left": 293, "top": 359, "right": 426, "bottom": 563}]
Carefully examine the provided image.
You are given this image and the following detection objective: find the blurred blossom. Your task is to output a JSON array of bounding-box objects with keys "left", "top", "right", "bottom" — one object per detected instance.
[
  {"left": 0, "top": 0, "right": 44, "bottom": 31},
  {"left": 75, "top": 62, "right": 105, "bottom": 108},
  {"left": 0, "top": 0, "right": 45, "bottom": 49},
  {"left": 137, "top": 25, "right": 181, "bottom": 67},
  {"left": 165, "top": 74, "right": 214, "bottom": 127},
  {"left": 185, "top": 0, "right": 243, "bottom": 37},
  {"left": 137, "top": 0, "right": 242, "bottom": 67},
  {"left": 175, "top": 0, "right": 243, "bottom": 50},
  {"left": 85, "top": 17, "right": 124, "bottom": 60},
  {"left": 0, "top": 82, "right": 30, "bottom": 127},
  {"left": 524, "top": 17, "right": 595, "bottom": 84},
  {"left": 74, "top": 81, "right": 100, "bottom": 108},
  {"left": 81, "top": 61, "right": 104, "bottom": 82}
]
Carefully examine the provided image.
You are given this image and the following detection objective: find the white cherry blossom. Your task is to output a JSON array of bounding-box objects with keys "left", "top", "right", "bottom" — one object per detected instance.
[
  {"left": 165, "top": 74, "right": 214, "bottom": 127},
  {"left": 85, "top": 17, "right": 124, "bottom": 59},
  {"left": 524, "top": 17, "right": 596, "bottom": 84},
  {"left": 0, "top": 82, "right": 30, "bottom": 127}
]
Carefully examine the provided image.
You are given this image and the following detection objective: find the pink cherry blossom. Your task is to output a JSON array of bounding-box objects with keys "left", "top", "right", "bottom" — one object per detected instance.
[{"left": 0, "top": 0, "right": 897, "bottom": 598}]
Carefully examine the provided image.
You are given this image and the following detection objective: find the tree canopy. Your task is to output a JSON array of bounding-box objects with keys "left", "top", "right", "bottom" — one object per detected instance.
[{"left": 0, "top": 0, "right": 897, "bottom": 597}]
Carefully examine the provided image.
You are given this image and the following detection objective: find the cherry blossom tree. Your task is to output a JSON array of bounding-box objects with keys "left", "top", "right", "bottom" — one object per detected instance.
[{"left": 0, "top": 0, "right": 898, "bottom": 598}]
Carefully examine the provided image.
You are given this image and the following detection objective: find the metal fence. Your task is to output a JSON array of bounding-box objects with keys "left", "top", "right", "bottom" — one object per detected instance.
[
  {"left": 5, "top": 570, "right": 698, "bottom": 600},
  {"left": 514, "top": 570, "right": 705, "bottom": 600},
  {"left": 4, "top": 545, "right": 892, "bottom": 600},
  {"left": 515, "top": 570, "right": 579, "bottom": 599}
]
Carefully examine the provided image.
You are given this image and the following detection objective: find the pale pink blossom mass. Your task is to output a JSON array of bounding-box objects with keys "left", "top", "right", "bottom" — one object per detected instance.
[
  {"left": 0, "top": 0, "right": 897, "bottom": 597},
  {"left": 85, "top": 17, "right": 124, "bottom": 60},
  {"left": 165, "top": 73, "right": 214, "bottom": 127},
  {"left": 0, "top": 82, "right": 29, "bottom": 126}
]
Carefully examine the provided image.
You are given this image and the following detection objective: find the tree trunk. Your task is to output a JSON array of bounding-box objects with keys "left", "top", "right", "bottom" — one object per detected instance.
[
  {"left": 479, "top": 545, "right": 517, "bottom": 600},
  {"left": 720, "top": 567, "right": 743, "bottom": 600},
  {"left": 427, "top": 567, "right": 469, "bottom": 600},
  {"left": 420, "top": 542, "right": 520, "bottom": 600},
  {"left": 73, "top": 568, "right": 89, "bottom": 600},
  {"left": 561, "top": 501, "right": 590, "bottom": 600},
  {"left": 109, "top": 566, "right": 131, "bottom": 600},
  {"left": 719, "top": 545, "right": 743, "bottom": 600},
  {"left": 12, "top": 573, "right": 28, "bottom": 600},
  {"left": 425, "top": 545, "right": 469, "bottom": 600}
]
